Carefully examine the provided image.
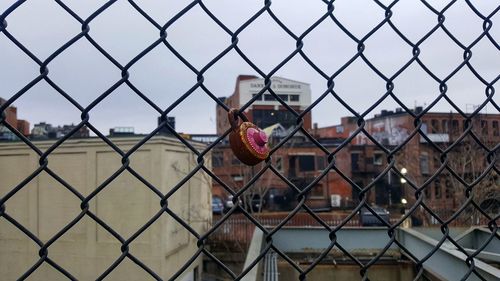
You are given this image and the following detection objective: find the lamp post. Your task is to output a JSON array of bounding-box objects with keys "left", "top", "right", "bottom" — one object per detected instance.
[
  {"left": 400, "top": 197, "right": 409, "bottom": 227},
  {"left": 400, "top": 167, "right": 407, "bottom": 200},
  {"left": 399, "top": 167, "right": 408, "bottom": 215}
]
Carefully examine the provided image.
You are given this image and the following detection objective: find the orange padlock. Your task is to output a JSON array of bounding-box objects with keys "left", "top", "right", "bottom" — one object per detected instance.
[{"left": 228, "top": 109, "right": 269, "bottom": 166}]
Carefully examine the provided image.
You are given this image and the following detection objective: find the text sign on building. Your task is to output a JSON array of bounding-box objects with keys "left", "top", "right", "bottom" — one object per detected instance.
[{"left": 249, "top": 81, "right": 302, "bottom": 90}]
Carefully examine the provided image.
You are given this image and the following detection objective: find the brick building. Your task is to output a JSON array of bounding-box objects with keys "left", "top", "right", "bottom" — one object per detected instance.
[
  {"left": 315, "top": 108, "right": 500, "bottom": 212},
  {"left": 312, "top": 116, "right": 358, "bottom": 140},
  {"left": 212, "top": 76, "right": 354, "bottom": 211},
  {"left": 216, "top": 75, "right": 313, "bottom": 135},
  {"left": 31, "top": 122, "right": 90, "bottom": 140},
  {"left": 0, "top": 97, "right": 30, "bottom": 140},
  {"left": 213, "top": 75, "right": 499, "bottom": 214},
  {"left": 211, "top": 132, "right": 351, "bottom": 211}
]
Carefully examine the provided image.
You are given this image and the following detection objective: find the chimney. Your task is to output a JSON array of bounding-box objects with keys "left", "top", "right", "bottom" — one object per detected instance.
[
  {"left": 312, "top": 122, "right": 318, "bottom": 137},
  {"left": 158, "top": 116, "right": 175, "bottom": 135}
]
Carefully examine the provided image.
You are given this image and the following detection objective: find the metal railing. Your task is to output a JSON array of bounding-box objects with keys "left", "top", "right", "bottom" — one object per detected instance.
[{"left": 0, "top": 1, "right": 498, "bottom": 280}]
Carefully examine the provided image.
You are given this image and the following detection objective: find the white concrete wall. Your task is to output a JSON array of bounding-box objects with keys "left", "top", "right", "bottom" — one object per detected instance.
[
  {"left": 239, "top": 77, "right": 312, "bottom": 110},
  {"left": 0, "top": 137, "right": 211, "bottom": 280}
]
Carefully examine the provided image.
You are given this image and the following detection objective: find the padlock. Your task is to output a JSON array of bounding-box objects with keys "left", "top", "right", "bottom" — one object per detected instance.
[{"left": 228, "top": 108, "right": 269, "bottom": 166}]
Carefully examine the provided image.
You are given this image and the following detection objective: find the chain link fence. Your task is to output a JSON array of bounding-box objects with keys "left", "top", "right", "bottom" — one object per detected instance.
[{"left": 0, "top": 0, "right": 498, "bottom": 280}]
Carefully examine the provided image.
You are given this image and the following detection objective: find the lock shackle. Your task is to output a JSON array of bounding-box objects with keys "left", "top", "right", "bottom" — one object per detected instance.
[{"left": 228, "top": 108, "right": 249, "bottom": 131}]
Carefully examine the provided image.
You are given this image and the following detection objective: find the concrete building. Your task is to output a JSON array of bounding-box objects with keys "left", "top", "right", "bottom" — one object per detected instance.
[
  {"left": 0, "top": 97, "right": 30, "bottom": 140},
  {"left": 0, "top": 136, "right": 211, "bottom": 280},
  {"left": 157, "top": 116, "right": 176, "bottom": 136},
  {"left": 108, "top": 126, "right": 135, "bottom": 137},
  {"left": 31, "top": 122, "right": 90, "bottom": 140},
  {"left": 216, "top": 75, "right": 312, "bottom": 135}
]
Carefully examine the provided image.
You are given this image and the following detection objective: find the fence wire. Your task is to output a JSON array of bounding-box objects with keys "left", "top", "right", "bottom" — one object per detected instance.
[{"left": 0, "top": 0, "right": 498, "bottom": 280}]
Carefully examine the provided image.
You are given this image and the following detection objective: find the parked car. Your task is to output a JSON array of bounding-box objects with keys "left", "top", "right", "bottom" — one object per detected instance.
[
  {"left": 224, "top": 195, "right": 265, "bottom": 212},
  {"left": 247, "top": 195, "right": 265, "bottom": 212},
  {"left": 212, "top": 196, "right": 224, "bottom": 215},
  {"left": 223, "top": 195, "right": 242, "bottom": 213},
  {"left": 359, "top": 207, "right": 390, "bottom": 226}
]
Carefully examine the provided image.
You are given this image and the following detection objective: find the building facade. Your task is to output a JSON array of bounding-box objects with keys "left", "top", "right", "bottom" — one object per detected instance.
[
  {"left": 315, "top": 108, "right": 500, "bottom": 213},
  {"left": 0, "top": 137, "right": 211, "bottom": 280},
  {"left": 31, "top": 122, "right": 90, "bottom": 140},
  {"left": 216, "top": 75, "right": 313, "bottom": 135},
  {"left": 212, "top": 76, "right": 359, "bottom": 211},
  {"left": 211, "top": 131, "right": 352, "bottom": 211},
  {"left": 0, "top": 97, "right": 30, "bottom": 140}
]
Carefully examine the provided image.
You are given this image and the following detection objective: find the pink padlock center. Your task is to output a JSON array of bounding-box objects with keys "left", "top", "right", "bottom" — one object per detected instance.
[
  {"left": 246, "top": 128, "right": 268, "bottom": 154},
  {"left": 253, "top": 130, "right": 267, "bottom": 146}
]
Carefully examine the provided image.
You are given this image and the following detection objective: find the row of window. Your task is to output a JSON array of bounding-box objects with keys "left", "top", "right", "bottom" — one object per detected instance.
[
  {"left": 350, "top": 178, "right": 454, "bottom": 203},
  {"left": 212, "top": 152, "right": 326, "bottom": 173},
  {"left": 252, "top": 94, "right": 300, "bottom": 102},
  {"left": 424, "top": 178, "right": 454, "bottom": 200},
  {"left": 427, "top": 119, "right": 499, "bottom": 136},
  {"left": 252, "top": 109, "right": 297, "bottom": 129},
  {"left": 351, "top": 152, "right": 385, "bottom": 171}
]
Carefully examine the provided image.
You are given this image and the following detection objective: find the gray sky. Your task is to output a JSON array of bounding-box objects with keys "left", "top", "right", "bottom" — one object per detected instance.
[{"left": 1, "top": 0, "right": 498, "bottom": 135}]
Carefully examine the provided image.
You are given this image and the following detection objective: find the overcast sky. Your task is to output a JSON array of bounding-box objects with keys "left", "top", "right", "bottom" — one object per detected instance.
[{"left": 1, "top": 0, "right": 498, "bottom": 135}]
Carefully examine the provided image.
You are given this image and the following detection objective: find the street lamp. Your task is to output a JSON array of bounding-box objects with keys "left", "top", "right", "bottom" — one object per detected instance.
[
  {"left": 400, "top": 168, "right": 408, "bottom": 210},
  {"left": 400, "top": 167, "right": 407, "bottom": 183},
  {"left": 400, "top": 198, "right": 409, "bottom": 225}
]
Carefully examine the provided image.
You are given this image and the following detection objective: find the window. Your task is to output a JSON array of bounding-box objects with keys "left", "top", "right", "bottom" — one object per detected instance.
[
  {"left": 194, "top": 266, "right": 199, "bottom": 281},
  {"left": 277, "top": 94, "right": 288, "bottom": 101},
  {"left": 431, "top": 119, "right": 439, "bottom": 133},
  {"left": 462, "top": 120, "right": 467, "bottom": 132},
  {"left": 336, "top": 126, "right": 344, "bottom": 133},
  {"left": 290, "top": 95, "right": 299, "bottom": 102},
  {"left": 252, "top": 94, "right": 262, "bottom": 101},
  {"left": 445, "top": 179, "right": 452, "bottom": 199},
  {"left": 352, "top": 181, "right": 363, "bottom": 204},
  {"left": 481, "top": 120, "right": 488, "bottom": 135},
  {"left": 433, "top": 155, "right": 440, "bottom": 169},
  {"left": 275, "top": 156, "right": 283, "bottom": 171},
  {"left": 373, "top": 153, "right": 383, "bottom": 165},
  {"left": 420, "top": 153, "right": 429, "bottom": 175},
  {"left": 493, "top": 121, "right": 499, "bottom": 136},
  {"left": 451, "top": 120, "right": 459, "bottom": 133},
  {"left": 441, "top": 120, "right": 448, "bottom": 133},
  {"left": 232, "top": 174, "right": 243, "bottom": 182},
  {"left": 231, "top": 156, "right": 241, "bottom": 164},
  {"left": 434, "top": 179, "right": 442, "bottom": 199},
  {"left": 212, "top": 151, "right": 224, "bottom": 167},
  {"left": 424, "top": 185, "right": 432, "bottom": 199},
  {"left": 298, "top": 155, "right": 315, "bottom": 172},
  {"left": 421, "top": 122, "right": 428, "bottom": 134},
  {"left": 316, "top": 156, "right": 325, "bottom": 170},
  {"left": 252, "top": 109, "right": 296, "bottom": 129},
  {"left": 310, "top": 184, "right": 324, "bottom": 197},
  {"left": 264, "top": 94, "right": 275, "bottom": 101},
  {"left": 351, "top": 153, "right": 360, "bottom": 171}
]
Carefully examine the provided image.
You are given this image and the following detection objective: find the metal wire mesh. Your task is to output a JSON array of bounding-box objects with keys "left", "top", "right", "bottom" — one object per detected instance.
[{"left": 0, "top": 0, "right": 498, "bottom": 280}]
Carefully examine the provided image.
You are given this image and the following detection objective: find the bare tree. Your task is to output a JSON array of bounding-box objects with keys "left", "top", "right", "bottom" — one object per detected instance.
[
  {"left": 395, "top": 115, "right": 498, "bottom": 226},
  {"left": 216, "top": 125, "right": 301, "bottom": 214}
]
